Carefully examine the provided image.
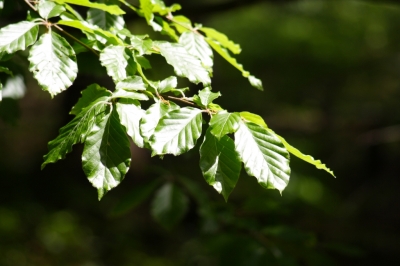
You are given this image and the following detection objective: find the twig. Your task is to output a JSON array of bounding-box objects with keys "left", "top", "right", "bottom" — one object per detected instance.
[
  {"left": 167, "top": 96, "right": 197, "bottom": 107},
  {"left": 24, "top": 0, "right": 37, "bottom": 11}
]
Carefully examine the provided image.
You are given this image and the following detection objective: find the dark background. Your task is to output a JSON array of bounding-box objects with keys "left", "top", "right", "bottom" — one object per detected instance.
[{"left": 1, "top": 0, "right": 400, "bottom": 265}]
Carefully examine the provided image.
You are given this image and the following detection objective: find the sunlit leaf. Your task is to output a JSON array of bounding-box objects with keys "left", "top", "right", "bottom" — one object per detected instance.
[
  {"left": 235, "top": 120, "right": 291, "bottom": 192},
  {"left": 139, "top": 0, "right": 154, "bottom": 24},
  {"left": 82, "top": 106, "right": 131, "bottom": 200},
  {"left": 116, "top": 99, "right": 145, "bottom": 148},
  {"left": 154, "top": 41, "right": 211, "bottom": 85},
  {"left": 87, "top": 8, "right": 125, "bottom": 31},
  {"left": 150, "top": 107, "right": 203, "bottom": 156},
  {"left": 99, "top": 45, "right": 129, "bottom": 82},
  {"left": 171, "top": 15, "right": 192, "bottom": 34},
  {"left": 1, "top": 75, "right": 26, "bottom": 100},
  {"left": 116, "top": 76, "right": 146, "bottom": 91},
  {"left": 111, "top": 89, "right": 149, "bottom": 101},
  {"left": 28, "top": 31, "right": 78, "bottom": 97},
  {"left": 54, "top": 0, "right": 125, "bottom": 15},
  {"left": 151, "top": 182, "right": 189, "bottom": 229},
  {"left": 140, "top": 101, "right": 179, "bottom": 143},
  {"left": 194, "top": 87, "right": 220, "bottom": 107},
  {"left": 0, "top": 21, "right": 38, "bottom": 54},
  {"left": 179, "top": 31, "right": 213, "bottom": 69},
  {"left": 157, "top": 76, "right": 177, "bottom": 94},
  {"left": 200, "top": 129, "right": 241, "bottom": 201},
  {"left": 200, "top": 27, "right": 241, "bottom": 54},
  {"left": 209, "top": 111, "right": 240, "bottom": 139},
  {"left": 38, "top": 1, "right": 66, "bottom": 19}
]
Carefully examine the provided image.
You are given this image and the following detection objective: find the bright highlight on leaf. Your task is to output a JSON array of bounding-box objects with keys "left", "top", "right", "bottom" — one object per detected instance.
[
  {"left": 0, "top": 21, "right": 38, "bottom": 54},
  {"left": 28, "top": 31, "right": 78, "bottom": 97},
  {"left": 55, "top": 0, "right": 125, "bottom": 15}
]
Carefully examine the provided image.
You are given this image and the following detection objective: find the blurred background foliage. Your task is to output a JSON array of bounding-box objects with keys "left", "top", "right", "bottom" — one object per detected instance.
[{"left": 1, "top": 0, "right": 400, "bottom": 265}]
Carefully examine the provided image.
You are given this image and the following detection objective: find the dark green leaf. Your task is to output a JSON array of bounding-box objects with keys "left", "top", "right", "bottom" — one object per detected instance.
[
  {"left": 28, "top": 31, "right": 78, "bottom": 97},
  {"left": 116, "top": 99, "right": 145, "bottom": 148},
  {"left": 150, "top": 107, "right": 203, "bottom": 156},
  {"left": 151, "top": 183, "right": 189, "bottom": 229},
  {"left": 42, "top": 96, "right": 110, "bottom": 169},
  {"left": 200, "top": 129, "right": 241, "bottom": 201},
  {"left": 82, "top": 106, "right": 131, "bottom": 200},
  {"left": 234, "top": 120, "right": 291, "bottom": 193},
  {"left": 154, "top": 41, "right": 211, "bottom": 85},
  {"left": 0, "top": 21, "right": 39, "bottom": 54},
  {"left": 209, "top": 111, "right": 240, "bottom": 139},
  {"left": 70, "top": 84, "right": 111, "bottom": 115}
]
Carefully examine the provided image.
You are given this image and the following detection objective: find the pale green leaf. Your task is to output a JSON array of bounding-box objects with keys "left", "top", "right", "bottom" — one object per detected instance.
[
  {"left": 28, "top": 31, "right": 78, "bottom": 97},
  {"left": 87, "top": 8, "right": 125, "bottom": 31},
  {"left": 82, "top": 106, "right": 131, "bottom": 200},
  {"left": 116, "top": 99, "right": 145, "bottom": 148},
  {"left": 240, "top": 111, "right": 268, "bottom": 129},
  {"left": 197, "top": 87, "right": 220, "bottom": 107},
  {"left": 70, "top": 84, "right": 111, "bottom": 115},
  {"left": 116, "top": 76, "right": 146, "bottom": 91},
  {"left": 158, "top": 76, "right": 177, "bottom": 94},
  {"left": 150, "top": 107, "right": 203, "bottom": 156},
  {"left": 151, "top": 182, "right": 189, "bottom": 229},
  {"left": 209, "top": 111, "right": 240, "bottom": 139},
  {"left": 206, "top": 39, "right": 263, "bottom": 91},
  {"left": 200, "top": 27, "right": 241, "bottom": 54},
  {"left": 42, "top": 97, "right": 110, "bottom": 168},
  {"left": 111, "top": 89, "right": 149, "bottom": 101},
  {"left": 140, "top": 101, "right": 179, "bottom": 143},
  {"left": 0, "top": 21, "right": 39, "bottom": 54},
  {"left": 38, "top": 1, "right": 66, "bottom": 19},
  {"left": 1, "top": 75, "right": 26, "bottom": 100},
  {"left": 172, "top": 15, "right": 192, "bottom": 34},
  {"left": 154, "top": 41, "right": 211, "bottom": 85},
  {"left": 130, "top": 35, "right": 153, "bottom": 55},
  {"left": 200, "top": 129, "right": 241, "bottom": 201},
  {"left": 54, "top": 0, "right": 125, "bottom": 15},
  {"left": 179, "top": 31, "right": 213, "bottom": 69},
  {"left": 99, "top": 45, "right": 129, "bottom": 82},
  {"left": 139, "top": 0, "right": 154, "bottom": 24},
  {"left": 239, "top": 112, "right": 335, "bottom": 177},
  {"left": 235, "top": 121, "right": 291, "bottom": 192},
  {"left": 152, "top": 0, "right": 181, "bottom": 15}
]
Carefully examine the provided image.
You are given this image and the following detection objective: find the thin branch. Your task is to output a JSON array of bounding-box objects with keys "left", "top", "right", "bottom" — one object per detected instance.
[
  {"left": 24, "top": 0, "right": 37, "bottom": 11},
  {"left": 167, "top": 96, "right": 197, "bottom": 107}
]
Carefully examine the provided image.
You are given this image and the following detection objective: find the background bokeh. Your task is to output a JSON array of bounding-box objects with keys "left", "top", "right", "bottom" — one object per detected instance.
[{"left": 1, "top": 0, "right": 400, "bottom": 265}]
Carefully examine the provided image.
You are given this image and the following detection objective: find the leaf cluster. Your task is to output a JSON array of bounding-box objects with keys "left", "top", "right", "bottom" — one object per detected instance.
[{"left": 0, "top": 0, "right": 334, "bottom": 202}]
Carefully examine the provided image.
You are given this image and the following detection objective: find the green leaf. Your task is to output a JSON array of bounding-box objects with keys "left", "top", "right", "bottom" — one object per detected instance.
[
  {"left": 38, "top": 1, "right": 66, "bottom": 19},
  {"left": 0, "top": 21, "right": 39, "bottom": 54},
  {"left": 0, "top": 66, "right": 13, "bottom": 76},
  {"left": 112, "top": 178, "right": 162, "bottom": 216},
  {"left": 111, "top": 89, "right": 149, "bottom": 101},
  {"left": 158, "top": 76, "right": 177, "bottom": 94},
  {"left": 200, "top": 129, "right": 241, "bottom": 201},
  {"left": 140, "top": 101, "right": 179, "bottom": 143},
  {"left": 154, "top": 41, "right": 211, "bottom": 85},
  {"left": 179, "top": 32, "right": 213, "bottom": 69},
  {"left": 150, "top": 107, "right": 203, "bottom": 156},
  {"left": 153, "top": 16, "right": 178, "bottom": 41},
  {"left": 28, "top": 31, "right": 78, "bottom": 97},
  {"left": 171, "top": 15, "right": 192, "bottom": 34},
  {"left": 240, "top": 111, "right": 268, "bottom": 129},
  {"left": 239, "top": 112, "right": 335, "bottom": 177},
  {"left": 139, "top": 0, "right": 154, "bottom": 25},
  {"left": 206, "top": 39, "right": 263, "bottom": 91},
  {"left": 196, "top": 87, "right": 220, "bottom": 107},
  {"left": 152, "top": 0, "right": 181, "bottom": 15},
  {"left": 116, "top": 76, "right": 146, "bottom": 91},
  {"left": 70, "top": 84, "right": 111, "bottom": 115},
  {"left": 116, "top": 99, "right": 145, "bottom": 148},
  {"left": 209, "top": 111, "right": 240, "bottom": 139},
  {"left": 87, "top": 8, "right": 125, "bottom": 31},
  {"left": 82, "top": 105, "right": 131, "bottom": 200},
  {"left": 54, "top": 0, "right": 125, "bottom": 15},
  {"left": 130, "top": 36, "right": 153, "bottom": 56},
  {"left": 200, "top": 27, "right": 241, "bottom": 54},
  {"left": 42, "top": 96, "right": 110, "bottom": 169},
  {"left": 151, "top": 182, "right": 189, "bottom": 229},
  {"left": 99, "top": 45, "right": 129, "bottom": 82},
  {"left": 234, "top": 120, "right": 291, "bottom": 192}
]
